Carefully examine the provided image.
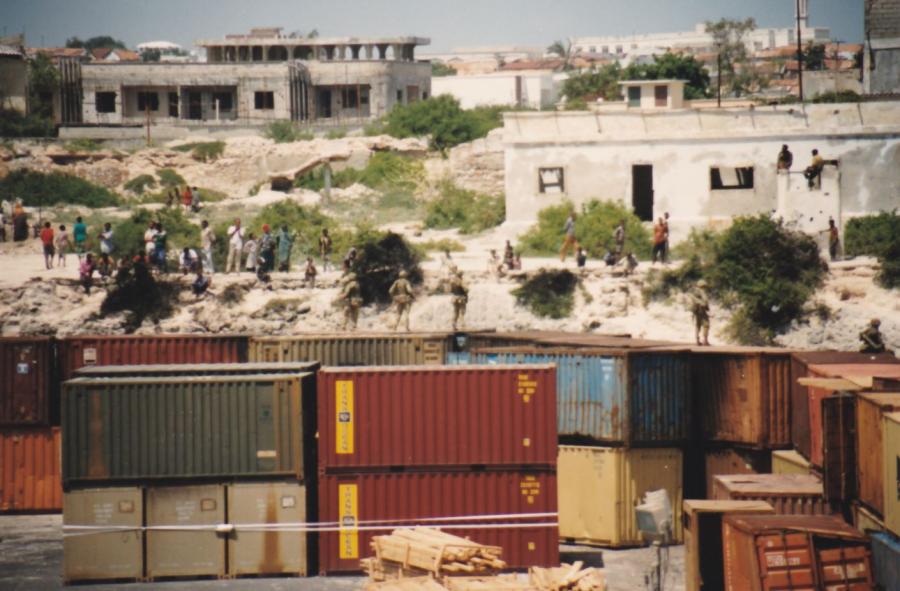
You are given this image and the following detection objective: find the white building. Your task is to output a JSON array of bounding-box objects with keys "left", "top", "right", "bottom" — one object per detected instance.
[
  {"left": 431, "top": 71, "right": 564, "bottom": 110},
  {"left": 502, "top": 82, "right": 900, "bottom": 243}
]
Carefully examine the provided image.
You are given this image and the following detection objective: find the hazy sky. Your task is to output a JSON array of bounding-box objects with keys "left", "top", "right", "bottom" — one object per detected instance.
[{"left": 1, "top": 0, "right": 864, "bottom": 52}]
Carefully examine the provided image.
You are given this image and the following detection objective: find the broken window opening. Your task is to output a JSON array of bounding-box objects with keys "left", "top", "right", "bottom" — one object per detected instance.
[
  {"left": 95, "top": 91, "right": 116, "bottom": 113},
  {"left": 360, "top": 87, "right": 370, "bottom": 105},
  {"left": 538, "top": 167, "right": 565, "bottom": 194},
  {"left": 168, "top": 92, "right": 178, "bottom": 118},
  {"left": 396, "top": 89, "right": 403, "bottom": 104},
  {"left": 137, "top": 91, "right": 159, "bottom": 112},
  {"left": 212, "top": 92, "right": 233, "bottom": 112},
  {"left": 255, "top": 91, "right": 275, "bottom": 110},
  {"left": 341, "top": 88, "right": 358, "bottom": 109},
  {"left": 710, "top": 166, "right": 755, "bottom": 190}
]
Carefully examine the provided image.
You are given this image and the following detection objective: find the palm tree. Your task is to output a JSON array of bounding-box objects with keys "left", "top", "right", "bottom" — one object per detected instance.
[{"left": 547, "top": 40, "right": 575, "bottom": 71}]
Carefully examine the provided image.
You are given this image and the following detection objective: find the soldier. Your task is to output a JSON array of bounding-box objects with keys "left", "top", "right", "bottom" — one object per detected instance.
[
  {"left": 449, "top": 267, "right": 469, "bottom": 331},
  {"left": 388, "top": 270, "right": 414, "bottom": 332},
  {"left": 690, "top": 279, "right": 711, "bottom": 346},
  {"left": 339, "top": 272, "right": 362, "bottom": 331},
  {"left": 859, "top": 318, "right": 887, "bottom": 354}
]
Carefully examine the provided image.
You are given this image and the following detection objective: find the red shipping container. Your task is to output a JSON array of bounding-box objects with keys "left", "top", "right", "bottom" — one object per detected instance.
[
  {"left": 58, "top": 334, "right": 248, "bottom": 381},
  {"left": 0, "top": 427, "right": 62, "bottom": 512},
  {"left": 0, "top": 337, "right": 56, "bottom": 426},
  {"left": 318, "top": 470, "right": 558, "bottom": 574},
  {"left": 318, "top": 365, "right": 557, "bottom": 469}
]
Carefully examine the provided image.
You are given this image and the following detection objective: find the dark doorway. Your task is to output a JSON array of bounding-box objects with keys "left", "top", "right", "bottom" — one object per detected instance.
[
  {"left": 632, "top": 164, "right": 654, "bottom": 222},
  {"left": 168, "top": 92, "right": 179, "bottom": 118},
  {"left": 187, "top": 92, "right": 202, "bottom": 120},
  {"left": 317, "top": 89, "right": 332, "bottom": 118}
]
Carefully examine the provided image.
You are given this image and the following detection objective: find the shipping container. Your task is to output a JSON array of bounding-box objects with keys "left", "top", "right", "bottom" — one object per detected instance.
[
  {"left": 0, "top": 427, "right": 62, "bottom": 512},
  {"left": 317, "top": 365, "right": 556, "bottom": 469},
  {"left": 74, "top": 361, "right": 320, "bottom": 378},
  {"left": 853, "top": 502, "right": 886, "bottom": 534},
  {"left": 473, "top": 347, "right": 691, "bottom": 445},
  {"left": 712, "top": 474, "right": 831, "bottom": 515},
  {"left": 146, "top": 484, "right": 226, "bottom": 579},
  {"left": 703, "top": 447, "right": 772, "bottom": 500},
  {"left": 691, "top": 348, "right": 792, "bottom": 448},
  {"left": 249, "top": 333, "right": 451, "bottom": 366},
  {"left": 317, "top": 470, "right": 558, "bottom": 574},
  {"left": 722, "top": 514, "right": 874, "bottom": 591},
  {"left": 63, "top": 487, "right": 143, "bottom": 583},
  {"left": 869, "top": 532, "right": 900, "bottom": 591},
  {"left": 772, "top": 450, "right": 812, "bottom": 476},
  {"left": 856, "top": 393, "right": 900, "bottom": 517},
  {"left": 884, "top": 412, "right": 900, "bottom": 537},
  {"left": 227, "top": 482, "right": 307, "bottom": 577},
  {"left": 0, "top": 336, "right": 56, "bottom": 426},
  {"left": 790, "top": 351, "right": 899, "bottom": 460},
  {"left": 58, "top": 334, "right": 248, "bottom": 381},
  {"left": 62, "top": 373, "right": 313, "bottom": 486},
  {"left": 821, "top": 393, "right": 857, "bottom": 502},
  {"left": 682, "top": 500, "right": 774, "bottom": 591},
  {"left": 558, "top": 446, "right": 683, "bottom": 547}
]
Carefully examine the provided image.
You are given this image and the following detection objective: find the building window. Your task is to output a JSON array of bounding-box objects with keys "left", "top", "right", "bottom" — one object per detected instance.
[
  {"left": 627, "top": 86, "right": 641, "bottom": 107},
  {"left": 212, "top": 92, "right": 233, "bottom": 111},
  {"left": 710, "top": 166, "right": 755, "bottom": 190},
  {"left": 589, "top": 46, "right": 596, "bottom": 53},
  {"left": 615, "top": 45, "right": 623, "bottom": 54},
  {"left": 168, "top": 92, "right": 178, "bottom": 117},
  {"left": 95, "top": 91, "right": 116, "bottom": 113},
  {"left": 422, "top": 91, "right": 428, "bottom": 100},
  {"left": 360, "top": 87, "right": 370, "bottom": 105},
  {"left": 602, "top": 46, "right": 609, "bottom": 54},
  {"left": 396, "top": 89, "right": 403, "bottom": 103},
  {"left": 654, "top": 85, "right": 668, "bottom": 107},
  {"left": 255, "top": 91, "right": 275, "bottom": 110},
  {"left": 341, "top": 87, "right": 358, "bottom": 109},
  {"left": 538, "top": 167, "right": 565, "bottom": 194},
  {"left": 137, "top": 91, "right": 159, "bottom": 112}
]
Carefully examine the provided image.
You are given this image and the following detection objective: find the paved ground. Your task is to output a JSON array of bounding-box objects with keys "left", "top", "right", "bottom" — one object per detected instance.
[{"left": 0, "top": 516, "right": 685, "bottom": 590}]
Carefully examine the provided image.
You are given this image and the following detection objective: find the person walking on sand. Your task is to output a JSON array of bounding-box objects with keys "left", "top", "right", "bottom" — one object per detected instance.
[
  {"left": 822, "top": 218, "right": 841, "bottom": 262},
  {"left": 560, "top": 212, "right": 577, "bottom": 261},
  {"left": 79, "top": 253, "right": 96, "bottom": 294},
  {"left": 72, "top": 216, "right": 87, "bottom": 260},
  {"left": 226, "top": 218, "right": 244, "bottom": 273},
  {"left": 652, "top": 217, "right": 666, "bottom": 264},
  {"left": 389, "top": 270, "right": 414, "bottom": 332},
  {"left": 243, "top": 232, "right": 258, "bottom": 273},
  {"left": 259, "top": 224, "right": 276, "bottom": 273},
  {"left": 276, "top": 224, "right": 295, "bottom": 272},
  {"left": 304, "top": 256, "right": 317, "bottom": 288},
  {"left": 99, "top": 222, "right": 114, "bottom": 257},
  {"left": 613, "top": 220, "right": 626, "bottom": 258},
  {"left": 153, "top": 223, "right": 168, "bottom": 272},
  {"left": 39, "top": 222, "right": 54, "bottom": 270},
  {"left": 662, "top": 212, "right": 671, "bottom": 262},
  {"left": 690, "top": 279, "right": 711, "bottom": 346},
  {"left": 319, "top": 228, "right": 333, "bottom": 272},
  {"left": 200, "top": 220, "right": 215, "bottom": 273},
  {"left": 449, "top": 267, "right": 469, "bottom": 331},
  {"left": 55, "top": 224, "right": 70, "bottom": 267}
]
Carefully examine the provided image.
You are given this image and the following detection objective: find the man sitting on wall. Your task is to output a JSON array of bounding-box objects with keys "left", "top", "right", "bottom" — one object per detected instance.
[{"left": 803, "top": 149, "right": 825, "bottom": 189}]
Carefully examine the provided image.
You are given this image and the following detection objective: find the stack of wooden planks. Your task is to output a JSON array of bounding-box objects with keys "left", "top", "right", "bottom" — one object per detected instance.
[{"left": 529, "top": 563, "right": 606, "bottom": 591}]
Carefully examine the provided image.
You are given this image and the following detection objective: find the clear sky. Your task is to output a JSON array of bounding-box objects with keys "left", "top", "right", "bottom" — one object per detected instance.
[{"left": 0, "top": 0, "right": 864, "bottom": 52}]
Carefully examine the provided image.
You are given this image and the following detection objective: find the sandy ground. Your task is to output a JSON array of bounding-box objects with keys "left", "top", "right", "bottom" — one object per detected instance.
[{"left": 0, "top": 515, "right": 683, "bottom": 591}]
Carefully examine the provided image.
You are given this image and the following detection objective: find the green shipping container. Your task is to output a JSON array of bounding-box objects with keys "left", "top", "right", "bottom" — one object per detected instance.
[
  {"left": 249, "top": 333, "right": 450, "bottom": 366},
  {"left": 62, "top": 373, "right": 314, "bottom": 487}
]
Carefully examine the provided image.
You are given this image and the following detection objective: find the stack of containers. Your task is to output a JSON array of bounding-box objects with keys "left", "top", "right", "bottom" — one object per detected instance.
[
  {"left": 60, "top": 362, "right": 318, "bottom": 584},
  {"left": 469, "top": 345, "right": 691, "bottom": 547},
  {"left": 0, "top": 336, "right": 62, "bottom": 513},
  {"left": 315, "top": 364, "right": 559, "bottom": 573}
]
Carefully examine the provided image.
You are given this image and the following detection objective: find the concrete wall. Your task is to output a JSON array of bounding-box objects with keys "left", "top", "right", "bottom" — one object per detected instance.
[
  {"left": 503, "top": 104, "right": 900, "bottom": 242},
  {"left": 306, "top": 60, "right": 430, "bottom": 119},
  {"left": 864, "top": 0, "right": 900, "bottom": 94},
  {"left": 803, "top": 70, "right": 863, "bottom": 97},
  {"left": 0, "top": 56, "right": 27, "bottom": 113},
  {"left": 431, "top": 72, "right": 559, "bottom": 109}
]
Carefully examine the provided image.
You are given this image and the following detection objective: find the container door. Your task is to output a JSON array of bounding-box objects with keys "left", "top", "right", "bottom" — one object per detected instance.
[
  {"left": 755, "top": 533, "right": 816, "bottom": 590},
  {"left": 822, "top": 394, "right": 857, "bottom": 502},
  {"left": 9, "top": 344, "right": 41, "bottom": 423},
  {"left": 816, "top": 545, "right": 874, "bottom": 590}
]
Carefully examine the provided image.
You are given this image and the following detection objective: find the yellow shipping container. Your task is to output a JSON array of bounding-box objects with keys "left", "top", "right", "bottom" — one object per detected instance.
[
  {"left": 771, "top": 449, "right": 812, "bottom": 476},
  {"left": 884, "top": 412, "right": 900, "bottom": 536},
  {"left": 558, "top": 446, "right": 683, "bottom": 547},
  {"left": 248, "top": 333, "right": 449, "bottom": 366}
]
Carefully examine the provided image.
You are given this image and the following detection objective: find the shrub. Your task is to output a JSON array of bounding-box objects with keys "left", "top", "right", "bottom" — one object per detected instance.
[
  {"left": 417, "top": 238, "right": 466, "bottom": 253},
  {"left": 171, "top": 141, "right": 225, "bottom": 162},
  {"left": 64, "top": 138, "right": 103, "bottom": 152},
  {"left": 425, "top": 181, "right": 505, "bottom": 234},
  {"left": 812, "top": 90, "right": 862, "bottom": 104},
  {"left": 844, "top": 211, "right": 900, "bottom": 288},
  {"left": 250, "top": 200, "right": 352, "bottom": 258},
  {"left": 0, "top": 109, "right": 56, "bottom": 138},
  {"left": 350, "top": 230, "right": 423, "bottom": 306},
  {"left": 263, "top": 120, "right": 312, "bottom": 143},
  {"left": 101, "top": 262, "right": 179, "bottom": 332},
  {"left": 296, "top": 153, "right": 423, "bottom": 195},
  {"left": 519, "top": 200, "right": 652, "bottom": 259},
  {"left": 0, "top": 169, "right": 119, "bottom": 207},
  {"left": 512, "top": 269, "right": 578, "bottom": 319},
  {"left": 325, "top": 128, "right": 347, "bottom": 140},
  {"left": 384, "top": 95, "right": 504, "bottom": 152},
  {"left": 123, "top": 174, "right": 157, "bottom": 195},
  {"left": 363, "top": 119, "right": 386, "bottom": 136},
  {"left": 156, "top": 168, "right": 186, "bottom": 188}
]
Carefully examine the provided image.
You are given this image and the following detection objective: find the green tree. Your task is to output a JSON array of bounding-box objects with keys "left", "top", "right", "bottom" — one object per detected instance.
[
  {"left": 802, "top": 42, "right": 827, "bottom": 71},
  {"left": 622, "top": 52, "right": 711, "bottom": 99},
  {"left": 431, "top": 62, "right": 457, "bottom": 77},
  {"left": 141, "top": 49, "right": 161, "bottom": 62},
  {"left": 706, "top": 18, "right": 761, "bottom": 97},
  {"left": 560, "top": 63, "right": 623, "bottom": 102},
  {"left": 65, "top": 35, "right": 127, "bottom": 50},
  {"left": 384, "top": 95, "right": 503, "bottom": 152},
  {"left": 27, "top": 53, "right": 59, "bottom": 120}
]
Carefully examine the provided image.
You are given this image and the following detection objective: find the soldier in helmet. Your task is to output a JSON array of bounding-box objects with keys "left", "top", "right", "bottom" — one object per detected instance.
[
  {"left": 388, "top": 269, "right": 414, "bottom": 332},
  {"left": 689, "top": 279, "right": 711, "bottom": 346},
  {"left": 860, "top": 318, "right": 887, "bottom": 353},
  {"left": 449, "top": 267, "right": 469, "bottom": 331},
  {"left": 339, "top": 272, "right": 362, "bottom": 331}
]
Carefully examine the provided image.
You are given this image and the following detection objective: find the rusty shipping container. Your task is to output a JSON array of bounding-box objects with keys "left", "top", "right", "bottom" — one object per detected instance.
[
  {"left": 318, "top": 365, "right": 556, "bottom": 469},
  {"left": 249, "top": 333, "right": 451, "bottom": 366},
  {"left": 691, "top": 347, "right": 792, "bottom": 448},
  {"left": 790, "top": 351, "right": 900, "bottom": 460},
  {"left": 58, "top": 334, "right": 248, "bottom": 381},
  {"left": 74, "top": 361, "right": 320, "bottom": 378},
  {"left": 712, "top": 474, "right": 833, "bottom": 516},
  {"left": 821, "top": 393, "right": 857, "bottom": 502},
  {"left": 0, "top": 427, "right": 62, "bottom": 512},
  {"left": 472, "top": 347, "right": 691, "bottom": 445},
  {"left": 884, "top": 412, "right": 900, "bottom": 537},
  {"left": 722, "top": 514, "right": 874, "bottom": 591},
  {"left": 318, "top": 470, "right": 558, "bottom": 574},
  {"left": 856, "top": 393, "right": 900, "bottom": 517},
  {"left": 62, "top": 373, "right": 313, "bottom": 486},
  {"left": 0, "top": 336, "right": 56, "bottom": 426},
  {"left": 682, "top": 500, "right": 775, "bottom": 591},
  {"left": 702, "top": 447, "right": 772, "bottom": 500}
]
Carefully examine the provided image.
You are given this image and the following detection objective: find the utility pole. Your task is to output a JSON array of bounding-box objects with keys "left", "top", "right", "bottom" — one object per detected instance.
[
  {"left": 717, "top": 51, "right": 722, "bottom": 107},
  {"left": 796, "top": 0, "right": 804, "bottom": 102}
]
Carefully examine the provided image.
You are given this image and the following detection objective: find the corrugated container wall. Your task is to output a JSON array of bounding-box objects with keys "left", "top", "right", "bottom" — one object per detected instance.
[
  {"left": 692, "top": 350, "right": 792, "bottom": 448},
  {"left": 821, "top": 393, "right": 857, "bottom": 502},
  {"left": 0, "top": 427, "right": 62, "bottom": 512},
  {"left": 712, "top": 474, "right": 832, "bottom": 516},
  {"left": 856, "top": 393, "right": 900, "bottom": 517},
  {"left": 869, "top": 532, "right": 900, "bottom": 591},
  {"left": 58, "top": 334, "right": 248, "bottom": 381},
  {"left": 558, "top": 446, "right": 683, "bottom": 547},
  {"left": 317, "top": 470, "right": 558, "bottom": 574},
  {"left": 883, "top": 412, "right": 900, "bottom": 536},
  {"left": 62, "top": 374, "right": 313, "bottom": 486},
  {"left": 472, "top": 348, "right": 691, "bottom": 444},
  {"left": 0, "top": 337, "right": 56, "bottom": 426},
  {"left": 318, "top": 365, "right": 557, "bottom": 469},
  {"left": 702, "top": 447, "right": 771, "bottom": 500},
  {"left": 249, "top": 334, "right": 449, "bottom": 366},
  {"left": 74, "top": 361, "right": 320, "bottom": 378}
]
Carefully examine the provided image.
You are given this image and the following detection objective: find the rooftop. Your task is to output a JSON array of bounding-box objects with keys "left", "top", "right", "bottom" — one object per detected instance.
[{"left": 196, "top": 29, "right": 429, "bottom": 48}]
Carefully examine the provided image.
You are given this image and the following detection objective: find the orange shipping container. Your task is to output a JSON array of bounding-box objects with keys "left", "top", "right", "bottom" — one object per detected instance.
[
  {"left": 0, "top": 428, "right": 62, "bottom": 512},
  {"left": 855, "top": 393, "right": 900, "bottom": 516},
  {"left": 712, "top": 474, "right": 833, "bottom": 516}
]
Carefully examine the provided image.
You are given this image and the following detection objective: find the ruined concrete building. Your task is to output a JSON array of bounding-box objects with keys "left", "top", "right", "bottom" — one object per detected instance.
[
  {"left": 59, "top": 28, "right": 430, "bottom": 137},
  {"left": 864, "top": 0, "right": 900, "bottom": 94}
]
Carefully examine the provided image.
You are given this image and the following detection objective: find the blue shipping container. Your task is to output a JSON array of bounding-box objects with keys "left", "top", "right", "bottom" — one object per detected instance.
[
  {"left": 871, "top": 532, "right": 900, "bottom": 591},
  {"left": 471, "top": 348, "right": 690, "bottom": 445}
]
